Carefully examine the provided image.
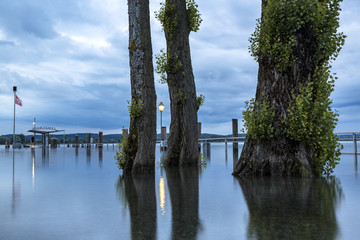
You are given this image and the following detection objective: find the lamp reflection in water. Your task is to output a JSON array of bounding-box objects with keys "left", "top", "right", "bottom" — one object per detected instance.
[
  {"left": 237, "top": 176, "right": 343, "bottom": 240},
  {"left": 159, "top": 176, "right": 166, "bottom": 215}
]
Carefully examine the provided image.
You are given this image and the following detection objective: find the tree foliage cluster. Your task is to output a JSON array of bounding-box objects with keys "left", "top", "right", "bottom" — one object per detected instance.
[
  {"left": 127, "top": 99, "right": 144, "bottom": 120},
  {"left": 155, "top": 49, "right": 183, "bottom": 84},
  {"left": 116, "top": 99, "right": 143, "bottom": 170},
  {"left": 249, "top": 0, "right": 345, "bottom": 71},
  {"left": 155, "top": 0, "right": 202, "bottom": 37},
  {"left": 242, "top": 96, "right": 275, "bottom": 140},
  {"left": 243, "top": 0, "right": 345, "bottom": 175},
  {"left": 115, "top": 134, "right": 128, "bottom": 170}
]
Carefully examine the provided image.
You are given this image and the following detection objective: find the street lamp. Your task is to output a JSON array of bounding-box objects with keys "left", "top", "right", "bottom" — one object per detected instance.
[
  {"left": 33, "top": 117, "right": 36, "bottom": 129},
  {"left": 158, "top": 102, "right": 165, "bottom": 129}
]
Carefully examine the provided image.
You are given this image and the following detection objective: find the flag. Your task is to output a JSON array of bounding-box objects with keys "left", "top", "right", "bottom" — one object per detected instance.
[{"left": 15, "top": 94, "right": 22, "bottom": 106}]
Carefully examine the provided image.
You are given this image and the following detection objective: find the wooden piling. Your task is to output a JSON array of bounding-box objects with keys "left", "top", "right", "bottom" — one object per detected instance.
[
  {"left": 232, "top": 119, "right": 238, "bottom": 150},
  {"left": 99, "top": 131, "right": 103, "bottom": 149},
  {"left": 353, "top": 133, "right": 358, "bottom": 154},
  {"left": 198, "top": 122, "right": 202, "bottom": 139},
  {"left": 86, "top": 133, "right": 91, "bottom": 148},
  {"left": 51, "top": 138, "right": 57, "bottom": 148},
  {"left": 75, "top": 135, "right": 79, "bottom": 148},
  {"left": 160, "top": 127, "right": 167, "bottom": 151},
  {"left": 161, "top": 127, "right": 167, "bottom": 140}
]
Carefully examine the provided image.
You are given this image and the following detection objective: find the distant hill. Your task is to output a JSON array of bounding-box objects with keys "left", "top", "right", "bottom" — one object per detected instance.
[{"left": 6, "top": 132, "right": 355, "bottom": 144}]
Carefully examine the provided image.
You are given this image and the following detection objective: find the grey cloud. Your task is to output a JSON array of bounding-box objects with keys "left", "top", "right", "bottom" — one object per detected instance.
[
  {"left": 0, "top": 40, "right": 14, "bottom": 46},
  {"left": 0, "top": 2, "right": 57, "bottom": 39},
  {"left": 20, "top": 7, "right": 58, "bottom": 39}
]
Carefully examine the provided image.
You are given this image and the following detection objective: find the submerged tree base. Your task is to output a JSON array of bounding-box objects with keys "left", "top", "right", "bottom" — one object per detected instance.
[{"left": 233, "top": 137, "right": 315, "bottom": 177}]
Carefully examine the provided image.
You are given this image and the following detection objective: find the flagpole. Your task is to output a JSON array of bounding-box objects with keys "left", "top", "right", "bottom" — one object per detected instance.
[{"left": 13, "top": 86, "right": 17, "bottom": 148}]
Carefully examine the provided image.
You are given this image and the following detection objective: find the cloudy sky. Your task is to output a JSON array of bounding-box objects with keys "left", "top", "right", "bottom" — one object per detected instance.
[{"left": 0, "top": 0, "right": 359, "bottom": 135}]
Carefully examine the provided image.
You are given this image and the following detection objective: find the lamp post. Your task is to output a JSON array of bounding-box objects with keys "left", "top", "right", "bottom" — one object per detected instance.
[
  {"left": 158, "top": 102, "right": 165, "bottom": 129},
  {"left": 158, "top": 102, "right": 165, "bottom": 151}
]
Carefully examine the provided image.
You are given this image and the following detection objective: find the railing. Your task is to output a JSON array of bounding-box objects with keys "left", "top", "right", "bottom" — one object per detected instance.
[
  {"left": 198, "top": 133, "right": 360, "bottom": 155},
  {"left": 336, "top": 132, "right": 360, "bottom": 154},
  {"left": 22, "top": 132, "right": 360, "bottom": 154},
  {"left": 199, "top": 136, "right": 245, "bottom": 143}
]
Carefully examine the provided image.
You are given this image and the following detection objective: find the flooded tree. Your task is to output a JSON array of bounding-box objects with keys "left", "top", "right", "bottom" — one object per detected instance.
[
  {"left": 123, "top": 0, "right": 157, "bottom": 174},
  {"left": 155, "top": 0, "right": 202, "bottom": 166},
  {"left": 233, "top": 0, "right": 345, "bottom": 176}
]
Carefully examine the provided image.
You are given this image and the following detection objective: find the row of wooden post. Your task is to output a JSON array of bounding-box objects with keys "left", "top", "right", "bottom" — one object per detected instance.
[{"left": 70, "top": 132, "right": 104, "bottom": 149}]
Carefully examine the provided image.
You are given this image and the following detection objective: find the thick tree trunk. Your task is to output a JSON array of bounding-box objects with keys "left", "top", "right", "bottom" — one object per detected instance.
[
  {"left": 236, "top": 177, "right": 341, "bottom": 239},
  {"left": 164, "top": 0, "right": 199, "bottom": 166},
  {"left": 116, "top": 173, "right": 157, "bottom": 240},
  {"left": 233, "top": 0, "right": 319, "bottom": 177},
  {"left": 165, "top": 167, "right": 200, "bottom": 240},
  {"left": 125, "top": 0, "right": 156, "bottom": 174}
]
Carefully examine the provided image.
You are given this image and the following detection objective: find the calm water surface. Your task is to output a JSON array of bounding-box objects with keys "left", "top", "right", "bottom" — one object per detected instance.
[{"left": 0, "top": 143, "right": 359, "bottom": 240}]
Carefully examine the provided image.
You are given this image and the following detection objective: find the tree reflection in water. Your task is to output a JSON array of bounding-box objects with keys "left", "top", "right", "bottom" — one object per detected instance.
[
  {"left": 116, "top": 173, "right": 157, "bottom": 240},
  {"left": 165, "top": 166, "right": 201, "bottom": 240},
  {"left": 115, "top": 167, "right": 202, "bottom": 239},
  {"left": 237, "top": 177, "right": 343, "bottom": 240}
]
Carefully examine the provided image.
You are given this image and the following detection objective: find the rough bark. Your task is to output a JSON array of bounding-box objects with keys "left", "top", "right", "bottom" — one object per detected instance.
[
  {"left": 165, "top": 166, "right": 200, "bottom": 240},
  {"left": 233, "top": 0, "right": 319, "bottom": 177},
  {"left": 236, "top": 177, "right": 342, "bottom": 239},
  {"left": 116, "top": 173, "right": 157, "bottom": 240},
  {"left": 164, "top": 0, "right": 199, "bottom": 166},
  {"left": 124, "top": 0, "right": 157, "bottom": 174}
]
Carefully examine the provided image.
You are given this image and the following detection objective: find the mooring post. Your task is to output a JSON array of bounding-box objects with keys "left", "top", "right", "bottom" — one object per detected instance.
[
  {"left": 161, "top": 126, "right": 167, "bottom": 151},
  {"left": 99, "top": 131, "right": 103, "bottom": 149},
  {"left": 198, "top": 122, "right": 202, "bottom": 139},
  {"left": 353, "top": 133, "right": 357, "bottom": 154},
  {"left": 75, "top": 135, "right": 79, "bottom": 148},
  {"left": 232, "top": 119, "right": 238, "bottom": 150},
  {"left": 51, "top": 138, "right": 57, "bottom": 148},
  {"left": 205, "top": 141, "right": 211, "bottom": 160},
  {"left": 86, "top": 133, "right": 91, "bottom": 149}
]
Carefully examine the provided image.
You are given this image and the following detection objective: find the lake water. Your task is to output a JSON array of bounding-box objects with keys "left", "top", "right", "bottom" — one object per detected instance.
[{"left": 0, "top": 142, "right": 359, "bottom": 240}]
